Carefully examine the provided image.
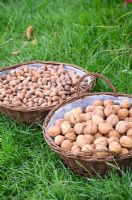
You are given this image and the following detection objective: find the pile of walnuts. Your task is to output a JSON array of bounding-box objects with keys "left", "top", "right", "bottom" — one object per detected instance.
[
  {"left": 0, "top": 64, "right": 83, "bottom": 108},
  {"left": 48, "top": 99, "right": 132, "bottom": 157}
]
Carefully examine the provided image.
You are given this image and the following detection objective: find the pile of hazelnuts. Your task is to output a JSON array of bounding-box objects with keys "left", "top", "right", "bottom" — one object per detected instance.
[
  {"left": 0, "top": 64, "right": 85, "bottom": 108},
  {"left": 48, "top": 99, "right": 132, "bottom": 157}
]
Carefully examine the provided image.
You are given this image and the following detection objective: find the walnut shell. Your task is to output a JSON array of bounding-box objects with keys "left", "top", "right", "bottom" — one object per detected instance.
[
  {"left": 108, "top": 130, "right": 121, "bottom": 139},
  {"left": 81, "top": 144, "right": 93, "bottom": 155},
  {"left": 108, "top": 137, "right": 119, "bottom": 145},
  {"left": 84, "top": 134, "right": 94, "bottom": 144},
  {"left": 109, "top": 142, "right": 121, "bottom": 154},
  {"left": 104, "top": 105, "right": 116, "bottom": 117},
  {"left": 55, "top": 119, "right": 64, "bottom": 127},
  {"left": 70, "top": 113, "right": 83, "bottom": 124},
  {"left": 120, "top": 136, "right": 132, "bottom": 148},
  {"left": 74, "top": 123, "right": 85, "bottom": 135},
  {"left": 92, "top": 109, "right": 104, "bottom": 118},
  {"left": 106, "top": 114, "right": 119, "bottom": 127},
  {"left": 61, "top": 140, "right": 73, "bottom": 151},
  {"left": 115, "top": 121, "right": 129, "bottom": 134},
  {"left": 48, "top": 125, "right": 61, "bottom": 137},
  {"left": 94, "top": 132, "right": 103, "bottom": 139},
  {"left": 120, "top": 148, "right": 129, "bottom": 155},
  {"left": 93, "top": 100, "right": 103, "bottom": 106},
  {"left": 61, "top": 121, "right": 72, "bottom": 135},
  {"left": 65, "top": 132, "right": 76, "bottom": 141},
  {"left": 94, "top": 137, "right": 107, "bottom": 146},
  {"left": 98, "top": 123, "right": 113, "bottom": 134},
  {"left": 103, "top": 99, "right": 114, "bottom": 107},
  {"left": 94, "top": 145, "right": 109, "bottom": 158},
  {"left": 127, "top": 129, "right": 132, "bottom": 139},
  {"left": 117, "top": 109, "right": 129, "bottom": 120},
  {"left": 92, "top": 115, "right": 104, "bottom": 125},
  {"left": 85, "top": 105, "right": 95, "bottom": 112},
  {"left": 54, "top": 135, "right": 64, "bottom": 146},
  {"left": 71, "top": 145, "right": 81, "bottom": 156},
  {"left": 120, "top": 99, "right": 131, "bottom": 109},
  {"left": 84, "top": 121, "right": 98, "bottom": 135},
  {"left": 76, "top": 135, "right": 90, "bottom": 147}
]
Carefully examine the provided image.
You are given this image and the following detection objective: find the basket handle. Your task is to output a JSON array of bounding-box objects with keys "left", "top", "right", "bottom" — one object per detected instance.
[{"left": 76, "top": 72, "right": 116, "bottom": 94}]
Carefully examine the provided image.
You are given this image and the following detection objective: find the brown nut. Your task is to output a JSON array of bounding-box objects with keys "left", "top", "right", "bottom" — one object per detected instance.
[
  {"left": 94, "top": 132, "right": 103, "bottom": 139},
  {"left": 108, "top": 130, "right": 121, "bottom": 139},
  {"left": 94, "top": 145, "right": 109, "bottom": 158},
  {"left": 81, "top": 144, "right": 93, "bottom": 155},
  {"left": 61, "top": 121, "right": 72, "bottom": 135},
  {"left": 93, "top": 100, "right": 103, "bottom": 106},
  {"left": 92, "top": 115, "right": 104, "bottom": 125},
  {"left": 106, "top": 114, "right": 119, "bottom": 127},
  {"left": 104, "top": 105, "right": 116, "bottom": 117},
  {"left": 54, "top": 135, "right": 64, "bottom": 146},
  {"left": 98, "top": 123, "right": 113, "bottom": 135},
  {"left": 74, "top": 123, "right": 85, "bottom": 135},
  {"left": 55, "top": 119, "right": 64, "bottom": 127},
  {"left": 127, "top": 129, "right": 132, "bottom": 139},
  {"left": 85, "top": 105, "right": 95, "bottom": 112},
  {"left": 71, "top": 145, "right": 81, "bottom": 156},
  {"left": 103, "top": 99, "right": 114, "bottom": 107},
  {"left": 61, "top": 140, "right": 73, "bottom": 151},
  {"left": 107, "top": 137, "right": 119, "bottom": 145},
  {"left": 113, "top": 105, "right": 120, "bottom": 112},
  {"left": 65, "top": 132, "right": 76, "bottom": 141},
  {"left": 109, "top": 142, "right": 121, "bottom": 154},
  {"left": 70, "top": 113, "right": 83, "bottom": 124},
  {"left": 84, "top": 134, "right": 94, "bottom": 144},
  {"left": 48, "top": 125, "right": 61, "bottom": 137},
  {"left": 94, "top": 137, "right": 107, "bottom": 146},
  {"left": 120, "top": 136, "right": 132, "bottom": 148},
  {"left": 92, "top": 109, "right": 104, "bottom": 118},
  {"left": 115, "top": 121, "right": 129, "bottom": 134},
  {"left": 76, "top": 135, "right": 90, "bottom": 147},
  {"left": 117, "top": 109, "right": 129, "bottom": 120},
  {"left": 120, "top": 148, "right": 129, "bottom": 155},
  {"left": 84, "top": 121, "right": 97, "bottom": 135},
  {"left": 120, "top": 99, "right": 131, "bottom": 109}
]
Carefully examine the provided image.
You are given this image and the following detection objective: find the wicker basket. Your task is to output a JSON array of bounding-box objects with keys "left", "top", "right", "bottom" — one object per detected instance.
[
  {"left": 43, "top": 73, "right": 132, "bottom": 176},
  {"left": 0, "top": 61, "right": 96, "bottom": 124}
]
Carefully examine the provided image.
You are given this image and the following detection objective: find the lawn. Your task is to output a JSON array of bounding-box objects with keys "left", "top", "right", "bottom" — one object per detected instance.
[{"left": 0, "top": 0, "right": 132, "bottom": 199}]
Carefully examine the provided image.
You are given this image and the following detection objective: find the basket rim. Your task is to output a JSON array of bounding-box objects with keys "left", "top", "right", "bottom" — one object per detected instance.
[
  {"left": 0, "top": 60, "right": 96, "bottom": 112},
  {"left": 43, "top": 91, "right": 132, "bottom": 162}
]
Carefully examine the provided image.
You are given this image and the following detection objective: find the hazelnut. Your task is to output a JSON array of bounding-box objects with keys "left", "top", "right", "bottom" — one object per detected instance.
[
  {"left": 120, "top": 99, "right": 131, "bottom": 109},
  {"left": 93, "top": 100, "right": 103, "bottom": 106},
  {"left": 117, "top": 109, "right": 129, "bottom": 119},
  {"left": 65, "top": 132, "right": 76, "bottom": 141},
  {"left": 71, "top": 145, "right": 81, "bottom": 156},
  {"left": 74, "top": 123, "right": 85, "bottom": 135},
  {"left": 84, "top": 121, "right": 97, "bottom": 135},
  {"left": 115, "top": 121, "right": 129, "bottom": 134},
  {"left": 127, "top": 129, "right": 132, "bottom": 139},
  {"left": 94, "top": 137, "right": 107, "bottom": 146},
  {"left": 81, "top": 144, "right": 93, "bottom": 155},
  {"left": 61, "top": 121, "right": 72, "bottom": 135},
  {"left": 92, "top": 115, "right": 104, "bottom": 125},
  {"left": 98, "top": 123, "right": 113, "bottom": 134},
  {"left": 48, "top": 125, "right": 61, "bottom": 137},
  {"left": 108, "top": 137, "right": 119, "bottom": 145},
  {"left": 109, "top": 142, "right": 121, "bottom": 154},
  {"left": 120, "top": 136, "right": 132, "bottom": 148},
  {"left": 106, "top": 114, "right": 119, "bottom": 127},
  {"left": 108, "top": 130, "right": 120, "bottom": 139},
  {"left": 54, "top": 135, "right": 64, "bottom": 146},
  {"left": 61, "top": 140, "right": 73, "bottom": 151}
]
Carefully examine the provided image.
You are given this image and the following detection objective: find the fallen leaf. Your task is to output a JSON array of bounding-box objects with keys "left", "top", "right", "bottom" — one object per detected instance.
[
  {"left": 11, "top": 49, "right": 20, "bottom": 55},
  {"left": 26, "top": 26, "right": 33, "bottom": 40},
  {"left": 31, "top": 38, "right": 38, "bottom": 45}
]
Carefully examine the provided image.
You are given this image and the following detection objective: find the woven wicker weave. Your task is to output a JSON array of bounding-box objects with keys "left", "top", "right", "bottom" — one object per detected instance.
[
  {"left": 0, "top": 61, "right": 96, "bottom": 124},
  {"left": 43, "top": 73, "right": 132, "bottom": 176}
]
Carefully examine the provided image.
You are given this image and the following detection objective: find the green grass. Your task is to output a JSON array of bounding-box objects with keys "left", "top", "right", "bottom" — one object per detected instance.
[{"left": 0, "top": 0, "right": 132, "bottom": 199}]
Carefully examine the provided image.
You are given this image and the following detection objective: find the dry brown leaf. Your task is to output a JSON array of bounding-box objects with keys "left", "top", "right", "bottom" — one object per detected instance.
[
  {"left": 11, "top": 49, "right": 20, "bottom": 55},
  {"left": 26, "top": 26, "right": 33, "bottom": 40}
]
